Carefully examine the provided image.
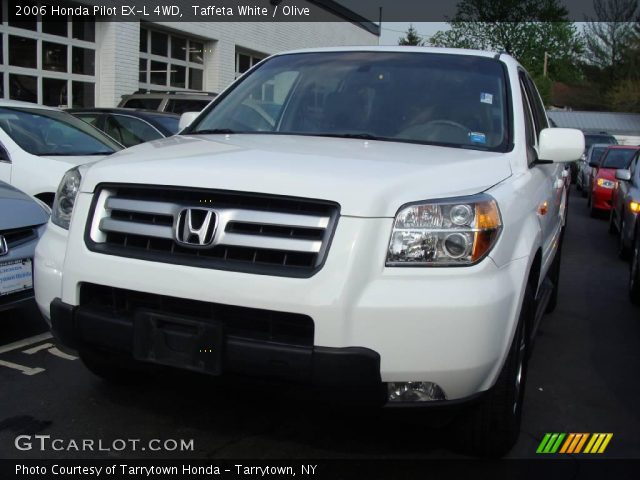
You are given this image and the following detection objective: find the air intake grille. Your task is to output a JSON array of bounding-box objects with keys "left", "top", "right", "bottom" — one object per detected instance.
[
  {"left": 0, "top": 226, "right": 38, "bottom": 249},
  {"left": 80, "top": 283, "right": 314, "bottom": 346},
  {"left": 85, "top": 185, "right": 339, "bottom": 278}
]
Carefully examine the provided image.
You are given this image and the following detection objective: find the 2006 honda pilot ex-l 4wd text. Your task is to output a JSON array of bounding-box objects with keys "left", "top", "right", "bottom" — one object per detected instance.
[{"left": 35, "top": 47, "right": 584, "bottom": 456}]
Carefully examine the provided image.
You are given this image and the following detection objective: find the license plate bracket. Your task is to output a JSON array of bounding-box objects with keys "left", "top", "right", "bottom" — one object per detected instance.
[
  {"left": 133, "top": 310, "right": 223, "bottom": 375},
  {"left": 0, "top": 259, "right": 33, "bottom": 297}
]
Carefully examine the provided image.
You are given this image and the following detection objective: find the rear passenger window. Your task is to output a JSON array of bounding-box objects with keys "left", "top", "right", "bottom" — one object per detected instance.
[
  {"left": 165, "top": 99, "right": 210, "bottom": 114},
  {"left": 121, "top": 98, "right": 162, "bottom": 110}
]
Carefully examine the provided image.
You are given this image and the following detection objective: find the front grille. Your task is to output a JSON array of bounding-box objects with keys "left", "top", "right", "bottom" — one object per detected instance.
[
  {"left": 0, "top": 226, "right": 38, "bottom": 249},
  {"left": 85, "top": 185, "right": 339, "bottom": 278},
  {"left": 80, "top": 283, "right": 314, "bottom": 346}
]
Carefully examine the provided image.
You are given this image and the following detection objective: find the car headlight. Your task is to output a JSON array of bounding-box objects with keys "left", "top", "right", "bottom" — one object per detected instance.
[
  {"left": 386, "top": 194, "right": 502, "bottom": 266},
  {"left": 51, "top": 166, "right": 82, "bottom": 230},
  {"left": 596, "top": 178, "right": 616, "bottom": 189}
]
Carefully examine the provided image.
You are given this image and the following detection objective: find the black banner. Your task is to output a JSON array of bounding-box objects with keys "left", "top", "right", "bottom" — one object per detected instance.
[
  {"left": 2, "top": 459, "right": 640, "bottom": 480},
  {"left": 4, "top": 0, "right": 619, "bottom": 24}
]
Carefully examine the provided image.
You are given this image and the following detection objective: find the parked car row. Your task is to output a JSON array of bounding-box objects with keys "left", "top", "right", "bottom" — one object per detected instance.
[{"left": 578, "top": 143, "right": 640, "bottom": 305}]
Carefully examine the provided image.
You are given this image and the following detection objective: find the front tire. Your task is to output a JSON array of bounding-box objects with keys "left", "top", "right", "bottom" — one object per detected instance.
[{"left": 453, "top": 283, "right": 533, "bottom": 457}]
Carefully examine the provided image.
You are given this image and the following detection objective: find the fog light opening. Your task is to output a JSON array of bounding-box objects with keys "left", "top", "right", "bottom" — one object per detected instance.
[{"left": 387, "top": 382, "right": 447, "bottom": 402}]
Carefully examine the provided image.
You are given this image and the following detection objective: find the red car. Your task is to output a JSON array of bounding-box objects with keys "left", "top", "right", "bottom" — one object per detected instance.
[{"left": 589, "top": 145, "right": 640, "bottom": 217}]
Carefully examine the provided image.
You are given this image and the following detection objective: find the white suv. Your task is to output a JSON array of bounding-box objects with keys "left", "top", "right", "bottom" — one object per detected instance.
[{"left": 35, "top": 47, "right": 583, "bottom": 456}]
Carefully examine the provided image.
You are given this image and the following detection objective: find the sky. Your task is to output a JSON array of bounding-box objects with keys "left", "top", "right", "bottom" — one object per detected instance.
[{"left": 378, "top": 22, "right": 449, "bottom": 45}]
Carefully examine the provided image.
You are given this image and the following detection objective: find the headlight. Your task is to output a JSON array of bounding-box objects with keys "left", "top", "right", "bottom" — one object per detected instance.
[
  {"left": 51, "top": 167, "right": 82, "bottom": 230},
  {"left": 596, "top": 178, "right": 615, "bottom": 189},
  {"left": 386, "top": 194, "right": 502, "bottom": 266}
]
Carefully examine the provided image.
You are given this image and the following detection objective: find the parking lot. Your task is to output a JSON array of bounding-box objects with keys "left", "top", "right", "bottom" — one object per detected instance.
[{"left": 1, "top": 187, "right": 639, "bottom": 460}]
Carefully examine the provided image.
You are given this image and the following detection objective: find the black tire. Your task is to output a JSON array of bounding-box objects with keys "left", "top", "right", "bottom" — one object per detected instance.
[
  {"left": 618, "top": 218, "right": 631, "bottom": 260},
  {"left": 80, "top": 348, "right": 149, "bottom": 385},
  {"left": 608, "top": 209, "right": 617, "bottom": 235},
  {"left": 630, "top": 231, "right": 640, "bottom": 306},
  {"left": 453, "top": 283, "right": 533, "bottom": 457}
]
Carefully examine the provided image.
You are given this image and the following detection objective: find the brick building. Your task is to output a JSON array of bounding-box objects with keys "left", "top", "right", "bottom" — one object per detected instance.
[{"left": 0, "top": 1, "right": 379, "bottom": 108}]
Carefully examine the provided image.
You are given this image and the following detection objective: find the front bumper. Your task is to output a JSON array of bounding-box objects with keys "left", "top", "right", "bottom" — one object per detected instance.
[
  {"left": 592, "top": 186, "right": 614, "bottom": 210},
  {"left": 36, "top": 193, "right": 531, "bottom": 401},
  {"left": 51, "top": 297, "right": 385, "bottom": 403}
]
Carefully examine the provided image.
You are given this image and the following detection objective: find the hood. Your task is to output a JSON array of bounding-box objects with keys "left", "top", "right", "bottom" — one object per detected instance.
[
  {"left": 0, "top": 182, "right": 49, "bottom": 230},
  {"left": 41, "top": 154, "right": 108, "bottom": 166},
  {"left": 82, "top": 135, "right": 513, "bottom": 217},
  {"left": 597, "top": 168, "right": 617, "bottom": 180}
]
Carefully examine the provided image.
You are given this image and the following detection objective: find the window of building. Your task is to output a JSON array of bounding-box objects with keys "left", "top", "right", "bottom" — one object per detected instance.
[
  {"left": 0, "top": 11, "right": 96, "bottom": 107},
  {"left": 235, "top": 50, "right": 266, "bottom": 78},
  {"left": 43, "top": 42, "right": 67, "bottom": 72},
  {"left": 139, "top": 26, "right": 206, "bottom": 92}
]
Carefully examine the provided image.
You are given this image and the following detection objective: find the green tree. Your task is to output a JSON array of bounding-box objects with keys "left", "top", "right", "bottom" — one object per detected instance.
[
  {"left": 398, "top": 24, "right": 425, "bottom": 46},
  {"left": 429, "top": 0, "right": 584, "bottom": 91},
  {"left": 583, "top": 0, "right": 638, "bottom": 83}
]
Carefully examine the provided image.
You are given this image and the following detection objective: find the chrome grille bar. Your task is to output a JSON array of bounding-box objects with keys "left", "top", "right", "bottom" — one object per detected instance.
[{"left": 87, "top": 185, "right": 340, "bottom": 277}]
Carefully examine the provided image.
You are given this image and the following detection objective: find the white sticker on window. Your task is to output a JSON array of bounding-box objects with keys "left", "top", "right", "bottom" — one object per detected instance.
[{"left": 480, "top": 93, "right": 493, "bottom": 104}]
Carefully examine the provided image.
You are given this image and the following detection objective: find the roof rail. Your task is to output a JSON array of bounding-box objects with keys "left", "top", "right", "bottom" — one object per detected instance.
[{"left": 127, "top": 90, "right": 218, "bottom": 96}]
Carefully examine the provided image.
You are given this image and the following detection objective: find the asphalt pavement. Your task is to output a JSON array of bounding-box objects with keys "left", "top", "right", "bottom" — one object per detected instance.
[{"left": 1, "top": 187, "right": 639, "bottom": 460}]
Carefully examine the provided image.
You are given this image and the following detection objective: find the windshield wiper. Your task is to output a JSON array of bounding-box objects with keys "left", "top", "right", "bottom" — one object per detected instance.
[
  {"left": 189, "top": 128, "right": 237, "bottom": 135},
  {"left": 314, "top": 132, "right": 382, "bottom": 141}
]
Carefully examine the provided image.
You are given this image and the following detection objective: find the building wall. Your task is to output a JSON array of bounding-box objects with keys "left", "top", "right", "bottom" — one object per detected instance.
[{"left": 96, "top": 20, "right": 378, "bottom": 107}]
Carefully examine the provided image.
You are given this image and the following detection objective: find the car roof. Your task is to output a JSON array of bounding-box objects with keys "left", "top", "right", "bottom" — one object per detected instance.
[
  {"left": 67, "top": 107, "right": 179, "bottom": 118},
  {"left": 604, "top": 145, "right": 640, "bottom": 150},
  {"left": 0, "top": 99, "right": 61, "bottom": 111},
  {"left": 274, "top": 46, "right": 519, "bottom": 66},
  {"left": 66, "top": 107, "right": 180, "bottom": 135}
]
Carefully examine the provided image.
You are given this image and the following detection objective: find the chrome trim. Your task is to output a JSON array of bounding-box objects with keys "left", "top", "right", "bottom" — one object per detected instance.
[{"left": 95, "top": 195, "right": 331, "bottom": 253}]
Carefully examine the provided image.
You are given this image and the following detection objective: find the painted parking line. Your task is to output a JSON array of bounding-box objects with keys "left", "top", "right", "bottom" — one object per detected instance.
[
  {"left": 23, "top": 342, "right": 54, "bottom": 354},
  {"left": 0, "top": 332, "right": 53, "bottom": 355},
  {"left": 0, "top": 359, "right": 44, "bottom": 376},
  {"left": 0, "top": 332, "right": 77, "bottom": 375}
]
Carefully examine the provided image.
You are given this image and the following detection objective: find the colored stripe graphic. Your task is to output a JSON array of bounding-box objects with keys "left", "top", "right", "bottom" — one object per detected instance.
[{"left": 537, "top": 433, "right": 612, "bottom": 454}]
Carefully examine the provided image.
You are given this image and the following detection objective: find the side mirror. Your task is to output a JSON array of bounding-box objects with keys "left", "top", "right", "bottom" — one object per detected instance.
[
  {"left": 178, "top": 111, "right": 200, "bottom": 131},
  {"left": 615, "top": 169, "right": 631, "bottom": 181},
  {"left": 538, "top": 128, "right": 585, "bottom": 163}
]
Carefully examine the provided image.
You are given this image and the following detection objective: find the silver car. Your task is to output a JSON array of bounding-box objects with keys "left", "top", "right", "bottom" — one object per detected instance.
[
  {"left": 577, "top": 144, "right": 610, "bottom": 197},
  {"left": 0, "top": 181, "right": 49, "bottom": 312}
]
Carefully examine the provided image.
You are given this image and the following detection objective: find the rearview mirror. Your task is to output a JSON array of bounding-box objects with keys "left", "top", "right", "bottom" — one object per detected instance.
[
  {"left": 178, "top": 111, "right": 200, "bottom": 131},
  {"left": 615, "top": 169, "right": 631, "bottom": 181},
  {"left": 538, "top": 128, "right": 585, "bottom": 163}
]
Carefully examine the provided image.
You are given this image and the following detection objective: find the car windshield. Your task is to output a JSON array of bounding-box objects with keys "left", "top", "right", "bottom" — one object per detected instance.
[
  {"left": 189, "top": 51, "right": 510, "bottom": 151},
  {"left": 601, "top": 149, "right": 637, "bottom": 169},
  {"left": 590, "top": 146, "right": 607, "bottom": 164},
  {"left": 0, "top": 107, "right": 121, "bottom": 156},
  {"left": 152, "top": 115, "right": 180, "bottom": 134},
  {"left": 585, "top": 134, "right": 617, "bottom": 149}
]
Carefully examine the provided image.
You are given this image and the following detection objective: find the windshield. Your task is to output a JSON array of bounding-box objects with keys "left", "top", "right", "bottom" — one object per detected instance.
[
  {"left": 189, "top": 52, "right": 510, "bottom": 151},
  {"left": 0, "top": 107, "right": 122, "bottom": 156},
  {"left": 152, "top": 115, "right": 180, "bottom": 134},
  {"left": 585, "top": 134, "right": 617, "bottom": 149},
  {"left": 589, "top": 146, "right": 607, "bottom": 164},
  {"left": 601, "top": 149, "right": 637, "bottom": 169}
]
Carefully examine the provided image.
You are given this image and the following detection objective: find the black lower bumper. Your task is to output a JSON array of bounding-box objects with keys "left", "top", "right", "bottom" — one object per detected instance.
[{"left": 50, "top": 298, "right": 385, "bottom": 403}]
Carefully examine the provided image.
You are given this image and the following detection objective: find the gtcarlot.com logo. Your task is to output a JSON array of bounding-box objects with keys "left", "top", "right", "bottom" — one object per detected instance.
[{"left": 536, "top": 433, "right": 613, "bottom": 454}]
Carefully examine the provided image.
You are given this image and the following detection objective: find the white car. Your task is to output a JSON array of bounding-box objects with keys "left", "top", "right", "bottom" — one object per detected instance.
[
  {"left": 35, "top": 47, "right": 584, "bottom": 456},
  {"left": 0, "top": 100, "right": 121, "bottom": 206}
]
